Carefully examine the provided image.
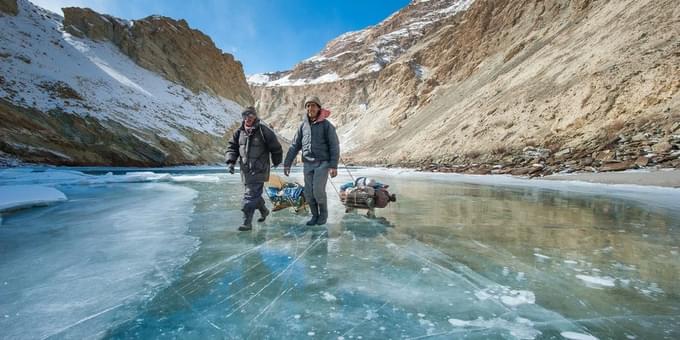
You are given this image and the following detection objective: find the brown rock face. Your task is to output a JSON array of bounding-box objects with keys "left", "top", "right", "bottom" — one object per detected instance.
[
  {"left": 63, "top": 8, "right": 253, "bottom": 106},
  {"left": 254, "top": 0, "right": 680, "bottom": 170},
  {"left": 600, "top": 161, "right": 634, "bottom": 172},
  {"left": 0, "top": 99, "right": 231, "bottom": 166},
  {"left": 0, "top": 0, "right": 18, "bottom": 15}
]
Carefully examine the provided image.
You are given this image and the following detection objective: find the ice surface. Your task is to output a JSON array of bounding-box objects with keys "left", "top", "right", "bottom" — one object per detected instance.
[
  {"left": 0, "top": 167, "right": 225, "bottom": 187},
  {"left": 0, "top": 182, "right": 199, "bottom": 339},
  {"left": 1, "top": 166, "right": 679, "bottom": 339}
]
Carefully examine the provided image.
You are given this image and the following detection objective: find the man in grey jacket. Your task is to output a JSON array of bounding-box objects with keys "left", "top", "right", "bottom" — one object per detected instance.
[
  {"left": 283, "top": 96, "right": 340, "bottom": 226},
  {"left": 227, "top": 107, "right": 283, "bottom": 231}
]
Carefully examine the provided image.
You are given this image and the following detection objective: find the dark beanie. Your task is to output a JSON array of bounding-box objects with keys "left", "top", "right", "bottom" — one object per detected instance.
[{"left": 241, "top": 106, "right": 257, "bottom": 118}]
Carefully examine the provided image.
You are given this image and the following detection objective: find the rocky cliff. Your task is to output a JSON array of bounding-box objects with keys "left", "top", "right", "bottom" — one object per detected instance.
[
  {"left": 252, "top": 0, "right": 680, "bottom": 175},
  {"left": 62, "top": 7, "right": 252, "bottom": 107},
  {"left": 0, "top": 0, "right": 251, "bottom": 166}
]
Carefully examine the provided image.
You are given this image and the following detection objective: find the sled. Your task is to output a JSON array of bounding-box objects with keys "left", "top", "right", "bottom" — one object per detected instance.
[
  {"left": 339, "top": 178, "right": 396, "bottom": 218},
  {"left": 265, "top": 174, "right": 307, "bottom": 213}
]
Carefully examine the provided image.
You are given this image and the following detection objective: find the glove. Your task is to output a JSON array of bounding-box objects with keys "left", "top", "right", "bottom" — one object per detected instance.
[
  {"left": 283, "top": 167, "right": 290, "bottom": 176},
  {"left": 228, "top": 164, "right": 235, "bottom": 174}
]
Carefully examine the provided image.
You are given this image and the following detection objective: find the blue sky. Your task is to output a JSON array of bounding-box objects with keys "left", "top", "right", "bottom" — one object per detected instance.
[{"left": 32, "top": 0, "right": 411, "bottom": 74}]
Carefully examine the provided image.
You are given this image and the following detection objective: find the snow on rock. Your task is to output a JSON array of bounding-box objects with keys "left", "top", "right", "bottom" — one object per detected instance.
[
  {"left": 0, "top": 185, "right": 67, "bottom": 212},
  {"left": 266, "top": 72, "right": 341, "bottom": 87},
  {"left": 438, "top": 0, "right": 475, "bottom": 15},
  {"left": 247, "top": 73, "right": 272, "bottom": 85},
  {"left": 0, "top": 0, "right": 242, "bottom": 143},
  {"left": 252, "top": 0, "right": 475, "bottom": 87},
  {"left": 414, "top": 64, "right": 431, "bottom": 79}
]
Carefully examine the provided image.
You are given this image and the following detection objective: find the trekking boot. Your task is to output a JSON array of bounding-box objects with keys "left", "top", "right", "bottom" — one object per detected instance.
[
  {"left": 306, "top": 203, "right": 319, "bottom": 226},
  {"left": 239, "top": 209, "right": 254, "bottom": 231},
  {"left": 316, "top": 203, "right": 328, "bottom": 225},
  {"left": 257, "top": 204, "right": 269, "bottom": 222}
]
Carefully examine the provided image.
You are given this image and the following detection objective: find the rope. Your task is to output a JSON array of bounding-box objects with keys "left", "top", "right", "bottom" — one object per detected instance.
[
  {"left": 339, "top": 157, "right": 356, "bottom": 182},
  {"left": 328, "top": 177, "right": 342, "bottom": 201}
]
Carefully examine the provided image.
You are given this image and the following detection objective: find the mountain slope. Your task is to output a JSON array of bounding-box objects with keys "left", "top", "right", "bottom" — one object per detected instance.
[
  {"left": 252, "top": 0, "right": 680, "bottom": 174},
  {"left": 0, "top": 0, "right": 250, "bottom": 166}
]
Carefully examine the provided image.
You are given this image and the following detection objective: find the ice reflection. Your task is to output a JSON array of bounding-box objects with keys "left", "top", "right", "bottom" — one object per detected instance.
[{"left": 1, "top": 168, "right": 678, "bottom": 339}]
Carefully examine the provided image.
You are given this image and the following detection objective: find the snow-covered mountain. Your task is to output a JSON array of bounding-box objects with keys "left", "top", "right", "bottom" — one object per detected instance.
[
  {"left": 248, "top": 0, "right": 473, "bottom": 87},
  {"left": 252, "top": 0, "right": 680, "bottom": 174},
  {"left": 0, "top": 0, "right": 251, "bottom": 166}
]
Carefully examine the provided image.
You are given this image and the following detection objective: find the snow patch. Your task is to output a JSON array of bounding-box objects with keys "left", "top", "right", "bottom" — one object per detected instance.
[
  {"left": 500, "top": 290, "right": 536, "bottom": 307},
  {"left": 247, "top": 73, "right": 271, "bottom": 85},
  {"left": 0, "top": 185, "right": 67, "bottom": 212},
  {"left": 561, "top": 331, "right": 599, "bottom": 340},
  {"left": 414, "top": 64, "right": 431, "bottom": 79},
  {"left": 575, "top": 275, "right": 616, "bottom": 288},
  {"left": 474, "top": 286, "right": 536, "bottom": 307},
  {"left": 438, "top": 0, "right": 475, "bottom": 15},
  {"left": 534, "top": 253, "right": 551, "bottom": 260},
  {"left": 447, "top": 318, "right": 469, "bottom": 326},
  {"left": 447, "top": 317, "right": 541, "bottom": 339},
  {"left": 267, "top": 73, "right": 340, "bottom": 86},
  {"left": 321, "top": 291, "right": 337, "bottom": 302}
]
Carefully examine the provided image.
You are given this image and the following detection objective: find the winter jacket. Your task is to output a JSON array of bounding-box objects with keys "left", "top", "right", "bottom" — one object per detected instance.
[
  {"left": 226, "top": 119, "right": 283, "bottom": 184},
  {"left": 284, "top": 115, "right": 340, "bottom": 169}
]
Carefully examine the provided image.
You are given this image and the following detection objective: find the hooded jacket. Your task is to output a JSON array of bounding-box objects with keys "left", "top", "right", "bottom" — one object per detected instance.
[
  {"left": 226, "top": 119, "right": 283, "bottom": 184},
  {"left": 284, "top": 111, "right": 340, "bottom": 169}
]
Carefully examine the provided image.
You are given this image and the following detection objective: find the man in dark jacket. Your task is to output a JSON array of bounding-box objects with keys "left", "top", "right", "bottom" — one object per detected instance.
[
  {"left": 283, "top": 96, "right": 340, "bottom": 226},
  {"left": 226, "top": 107, "right": 283, "bottom": 231}
]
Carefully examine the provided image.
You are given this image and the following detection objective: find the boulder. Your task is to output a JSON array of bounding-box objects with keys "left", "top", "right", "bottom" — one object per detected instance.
[
  {"left": 652, "top": 141, "right": 672, "bottom": 154},
  {"left": 634, "top": 156, "right": 649, "bottom": 168},
  {"left": 511, "top": 166, "right": 542, "bottom": 176},
  {"left": 600, "top": 160, "right": 633, "bottom": 172},
  {"left": 580, "top": 157, "right": 594, "bottom": 166},
  {"left": 554, "top": 148, "right": 571, "bottom": 158},
  {"left": 594, "top": 150, "right": 615, "bottom": 162}
]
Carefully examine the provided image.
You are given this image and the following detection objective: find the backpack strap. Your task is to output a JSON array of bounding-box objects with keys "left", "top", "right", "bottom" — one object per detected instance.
[{"left": 259, "top": 124, "right": 269, "bottom": 149}]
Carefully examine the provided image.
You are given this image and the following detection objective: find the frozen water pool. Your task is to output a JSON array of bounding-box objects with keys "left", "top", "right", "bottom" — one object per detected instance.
[{"left": 0, "top": 166, "right": 679, "bottom": 339}]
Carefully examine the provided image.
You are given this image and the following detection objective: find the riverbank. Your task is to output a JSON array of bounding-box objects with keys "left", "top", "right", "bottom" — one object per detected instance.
[{"left": 542, "top": 169, "right": 680, "bottom": 188}]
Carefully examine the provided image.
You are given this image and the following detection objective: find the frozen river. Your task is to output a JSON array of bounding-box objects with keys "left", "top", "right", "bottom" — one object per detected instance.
[{"left": 1, "top": 167, "right": 679, "bottom": 339}]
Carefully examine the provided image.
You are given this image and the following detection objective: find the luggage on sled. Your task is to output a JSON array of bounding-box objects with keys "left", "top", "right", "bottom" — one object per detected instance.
[
  {"left": 339, "top": 177, "right": 396, "bottom": 217},
  {"left": 265, "top": 174, "right": 307, "bottom": 212}
]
